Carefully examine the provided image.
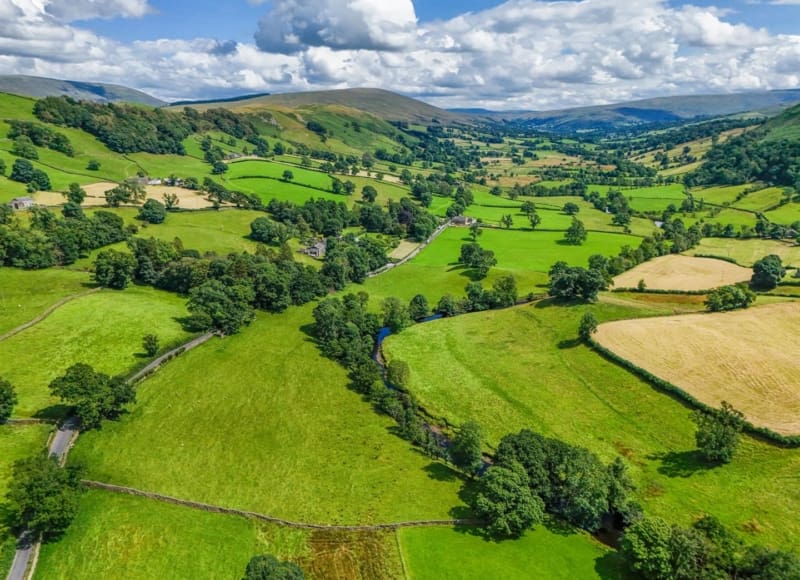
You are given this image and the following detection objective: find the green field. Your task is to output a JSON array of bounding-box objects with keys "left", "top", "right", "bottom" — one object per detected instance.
[
  {"left": 0, "top": 423, "right": 51, "bottom": 575},
  {"left": 691, "top": 185, "right": 750, "bottom": 206},
  {"left": 0, "top": 268, "right": 91, "bottom": 335},
  {"left": 730, "top": 187, "right": 785, "bottom": 213},
  {"left": 688, "top": 238, "right": 800, "bottom": 267},
  {"left": 0, "top": 287, "right": 193, "bottom": 417},
  {"left": 764, "top": 202, "right": 800, "bottom": 226},
  {"left": 399, "top": 526, "right": 624, "bottom": 580},
  {"left": 70, "top": 305, "right": 465, "bottom": 525},
  {"left": 383, "top": 298, "right": 800, "bottom": 547}
]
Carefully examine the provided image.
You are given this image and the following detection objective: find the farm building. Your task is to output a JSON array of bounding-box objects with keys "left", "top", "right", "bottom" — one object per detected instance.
[
  {"left": 303, "top": 239, "right": 327, "bottom": 259},
  {"left": 9, "top": 196, "right": 34, "bottom": 211},
  {"left": 451, "top": 216, "right": 476, "bottom": 227}
]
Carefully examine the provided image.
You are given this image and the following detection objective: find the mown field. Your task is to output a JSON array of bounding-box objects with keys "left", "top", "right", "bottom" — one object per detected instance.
[
  {"left": 70, "top": 306, "right": 466, "bottom": 525},
  {"left": 0, "top": 287, "right": 193, "bottom": 417},
  {"left": 613, "top": 255, "right": 751, "bottom": 291},
  {"left": 595, "top": 301, "right": 800, "bottom": 435},
  {"left": 0, "top": 268, "right": 91, "bottom": 335},
  {"left": 688, "top": 238, "right": 800, "bottom": 266},
  {"left": 383, "top": 297, "right": 800, "bottom": 547},
  {"left": 0, "top": 423, "right": 51, "bottom": 576}
]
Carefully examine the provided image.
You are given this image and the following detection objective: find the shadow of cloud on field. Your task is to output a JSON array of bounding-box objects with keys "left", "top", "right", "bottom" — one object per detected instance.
[{"left": 651, "top": 450, "right": 715, "bottom": 478}]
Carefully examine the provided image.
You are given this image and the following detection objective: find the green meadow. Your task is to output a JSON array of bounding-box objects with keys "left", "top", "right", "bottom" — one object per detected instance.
[{"left": 0, "top": 287, "right": 192, "bottom": 417}]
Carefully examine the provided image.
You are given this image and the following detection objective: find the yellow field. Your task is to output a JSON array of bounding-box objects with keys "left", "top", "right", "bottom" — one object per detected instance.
[
  {"left": 36, "top": 183, "right": 219, "bottom": 209},
  {"left": 613, "top": 255, "right": 751, "bottom": 291},
  {"left": 594, "top": 302, "right": 800, "bottom": 434}
]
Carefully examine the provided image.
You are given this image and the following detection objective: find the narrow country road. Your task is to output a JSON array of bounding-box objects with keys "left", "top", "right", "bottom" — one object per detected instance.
[{"left": 6, "top": 418, "right": 79, "bottom": 580}]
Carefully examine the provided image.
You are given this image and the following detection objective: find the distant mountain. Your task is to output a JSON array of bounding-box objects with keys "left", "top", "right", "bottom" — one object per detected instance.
[
  {"left": 185, "top": 88, "right": 467, "bottom": 125},
  {"left": 0, "top": 75, "right": 165, "bottom": 107},
  {"left": 462, "top": 90, "right": 800, "bottom": 132},
  {"left": 172, "top": 93, "right": 272, "bottom": 107}
]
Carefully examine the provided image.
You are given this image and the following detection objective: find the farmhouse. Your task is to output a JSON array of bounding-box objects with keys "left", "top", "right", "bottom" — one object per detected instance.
[
  {"left": 451, "top": 215, "right": 476, "bottom": 227},
  {"left": 303, "top": 239, "right": 327, "bottom": 258},
  {"left": 9, "top": 196, "right": 34, "bottom": 211}
]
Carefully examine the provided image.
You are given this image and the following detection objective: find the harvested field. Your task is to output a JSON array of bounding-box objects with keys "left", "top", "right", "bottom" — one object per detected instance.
[
  {"left": 613, "top": 255, "right": 751, "bottom": 291},
  {"left": 35, "top": 183, "right": 219, "bottom": 209},
  {"left": 594, "top": 302, "right": 800, "bottom": 435}
]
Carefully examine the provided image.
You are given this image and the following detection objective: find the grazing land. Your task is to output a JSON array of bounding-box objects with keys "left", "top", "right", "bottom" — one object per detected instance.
[
  {"left": 688, "top": 238, "right": 800, "bottom": 266},
  {"left": 594, "top": 302, "right": 800, "bottom": 435},
  {"left": 0, "top": 287, "right": 192, "bottom": 417},
  {"left": 613, "top": 255, "right": 751, "bottom": 291},
  {"left": 383, "top": 299, "right": 800, "bottom": 546}
]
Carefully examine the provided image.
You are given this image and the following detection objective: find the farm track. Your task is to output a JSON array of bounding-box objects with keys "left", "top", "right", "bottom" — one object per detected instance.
[
  {"left": 0, "top": 287, "right": 102, "bottom": 343},
  {"left": 81, "top": 480, "right": 483, "bottom": 531}
]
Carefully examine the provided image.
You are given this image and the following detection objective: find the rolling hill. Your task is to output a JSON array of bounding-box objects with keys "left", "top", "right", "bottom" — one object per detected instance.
[{"left": 0, "top": 75, "right": 165, "bottom": 107}]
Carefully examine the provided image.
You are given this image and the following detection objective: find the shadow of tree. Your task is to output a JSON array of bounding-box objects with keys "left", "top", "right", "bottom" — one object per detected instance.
[
  {"left": 33, "top": 404, "right": 71, "bottom": 422},
  {"left": 651, "top": 450, "right": 715, "bottom": 478},
  {"left": 558, "top": 337, "right": 582, "bottom": 349},
  {"left": 594, "top": 551, "right": 630, "bottom": 580},
  {"left": 423, "top": 462, "right": 461, "bottom": 483}
]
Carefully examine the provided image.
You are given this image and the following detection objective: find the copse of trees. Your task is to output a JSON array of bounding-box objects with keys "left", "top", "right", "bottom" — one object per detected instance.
[
  {"left": 49, "top": 363, "right": 135, "bottom": 429},
  {"left": 243, "top": 554, "right": 305, "bottom": 579},
  {"left": 93, "top": 249, "right": 137, "bottom": 289},
  {"left": 472, "top": 461, "right": 545, "bottom": 539},
  {"left": 705, "top": 285, "right": 756, "bottom": 312},
  {"left": 750, "top": 254, "right": 786, "bottom": 290},
  {"left": 548, "top": 262, "right": 607, "bottom": 302},
  {"left": 8, "top": 120, "right": 74, "bottom": 156},
  {"left": 458, "top": 242, "right": 497, "bottom": 279},
  {"left": 9, "top": 158, "right": 51, "bottom": 192}
]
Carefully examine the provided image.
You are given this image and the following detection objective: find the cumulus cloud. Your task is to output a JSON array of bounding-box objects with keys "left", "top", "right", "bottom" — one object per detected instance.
[
  {"left": 0, "top": 0, "right": 798, "bottom": 109},
  {"left": 45, "top": 0, "right": 154, "bottom": 21},
  {"left": 254, "top": 0, "right": 417, "bottom": 53}
]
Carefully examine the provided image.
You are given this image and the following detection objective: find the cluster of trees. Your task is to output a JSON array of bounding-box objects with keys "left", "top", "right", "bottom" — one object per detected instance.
[
  {"left": 686, "top": 131, "right": 800, "bottom": 188},
  {"left": 94, "top": 237, "right": 327, "bottom": 334},
  {"left": 622, "top": 514, "right": 799, "bottom": 580},
  {"left": 321, "top": 235, "right": 389, "bottom": 289},
  {"left": 548, "top": 261, "right": 607, "bottom": 302},
  {"left": 750, "top": 254, "right": 786, "bottom": 290},
  {"left": 705, "top": 285, "right": 756, "bottom": 312},
  {"left": 9, "top": 158, "right": 51, "bottom": 192},
  {"left": 49, "top": 363, "right": 135, "bottom": 429},
  {"left": 0, "top": 203, "right": 128, "bottom": 269},
  {"left": 243, "top": 555, "right": 305, "bottom": 579},
  {"left": 503, "top": 181, "right": 587, "bottom": 199},
  {"left": 8, "top": 120, "right": 73, "bottom": 157},
  {"left": 470, "top": 428, "right": 640, "bottom": 538},
  {"left": 458, "top": 242, "right": 497, "bottom": 278}
]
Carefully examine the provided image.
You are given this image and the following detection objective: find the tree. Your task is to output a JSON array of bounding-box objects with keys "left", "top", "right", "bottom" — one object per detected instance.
[
  {"left": 459, "top": 243, "right": 497, "bottom": 279},
  {"left": 5, "top": 455, "right": 85, "bottom": 538},
  {"left": 331, "top": 178, "right": 344, "bottom": 194},
  {"left": 564, "top": 218, "right": 587, "bottom": 245},
  {"left": 361, "top": 185, "right": 378, "bottom": 203},
  {"left": 450, "top": 420, "right": 483, "bottom": 476},
  {"left": 528, "top": 211, "right": 542, "bottom": 230},
  {"left": 282, "top": 170, "right": 294, "bottom": 182},
  {"left": 142, "top": 334, "right": 159, "bottom": 357},
  {"left": 563, "top": 202, "right": 580, "bottom": 216},
  {"left": 382, "top": 296, "right": 412, "bottom": 333},
  {"left": 620, "top": 516, "right": 676, "bottom": 580},
  {"left": 344, "top": 180, "right": 356, "bottom": 195},
  {"left": 750, "top": 254, "right": 786, "bottom": 290},
  {"left": 12, "top": 135, "right": 38, "bottom": 159},
  {"left": 578, "top": 311, "right": 598, "bottom": 341},
  {"left": 469, "top": 222, "right": 482, "bottom": 241},
  {"left": 93, "top": 250, "right": 136, "bottom": 289},
  {"left": 104, "top": 183, "right": 145, "bottom": 207},
  {"left": 163, "top": 192, "right": 180, "bottom": 210},
  {"left": 64, "top": 183, "right": 86, "bottom": 204},
  {"left": 187, "top": 279, "right": 255, "bottom": 335},
  {"left": 243, "top": 555, "right": 305, "bottom": 580},
  {"left": 693, "top": 401, "right": 745, "bottom": 464},
  {"left": 472, "top": 462, "right": 545, "bottom": 539},
  {"left": 500, "top": 214, "right": 514, "bottom": 229},
  {"left": 49, "top": 363, "right": 135, "bottom": 428},
  {"left": 705, "top": 284, "right": 756, "bottom": 312},
  {"left": 408, "top": 294, "right": 430, "bottom": 320},
  {"left": 387, "top": 359, "right": 410, "bottom": 388},
  {"left": 548, "top": 262, "right": 606, "bottom": 302},
  {"left": 436, "top": 294, "right": 459, "bottom": 317},
  {"left": 138, "top": 199, "right": 167, "bottom": 224},
  {"left": 0, "top": 377, "right": 17, "bottom": 422},
  {"left": 86, "top": 159, "right": 101, "bottom": 171},
  {"left": 521, "top": 200, "right": 536, "bottom": 216},
  {"left": 212, "top": 161, "right": 228, "bottom": 175}
]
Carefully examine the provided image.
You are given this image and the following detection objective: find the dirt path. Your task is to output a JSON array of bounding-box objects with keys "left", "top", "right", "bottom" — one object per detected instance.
[
  {"left": 0, "top": 288, "right": 102, "bottom": 343},
  {"left": 81, "top": 480, "right": 482, "bottom": 531}
]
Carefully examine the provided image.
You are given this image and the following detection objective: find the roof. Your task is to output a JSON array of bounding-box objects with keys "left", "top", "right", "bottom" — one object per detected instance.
[{"left": 11, "top": 196, "right": 34, "bottom": 203}]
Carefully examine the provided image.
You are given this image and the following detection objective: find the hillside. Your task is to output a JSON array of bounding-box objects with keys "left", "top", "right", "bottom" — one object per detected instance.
[
  {"left": 0, "top": 75, "right": 164, "bottom": 107},
  {"left": 185, "top": 88, "right": 467, "bottom": 125},
  {"left": 466, "top": 89, "right": 800, "bottom": 132}
]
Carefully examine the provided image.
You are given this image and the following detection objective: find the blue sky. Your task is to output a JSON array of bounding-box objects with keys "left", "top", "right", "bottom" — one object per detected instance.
[{"left": 2, "top": 0, "right": 800, "bottom": 108}]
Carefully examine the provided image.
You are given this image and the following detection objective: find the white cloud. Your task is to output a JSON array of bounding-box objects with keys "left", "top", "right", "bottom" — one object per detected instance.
[
  {"left": 0, "top": 0, "right": 798, "bottom": 109},
  {"left": 45, "top": 0, "right": 154, "bottom": 21}
]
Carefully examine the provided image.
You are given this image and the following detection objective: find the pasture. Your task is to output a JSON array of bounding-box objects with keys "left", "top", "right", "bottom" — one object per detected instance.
[
  {"left": 70, "top": 306, "right": 466, "bottom": 525},
  {"left": 764, "top": 202, "right": 800, "bottom": 226},
  {"left": 730, "top": 187, "right": 785, "bottom": 213},
  {"left": 0, "top": 268, "right": 91, "bottom": 335},
  {"left": 594, "top": 301, "right": 800, "bottom": 435},
  {"left": 399, "top": 526, "right": 623, "bottom": 580},
  {"left": 612, "top": 255, "right": 751, "bottom": 291},
  {"left": 691, "top": 185, "right": 750, "bottom": 206},
  {"left": 688, "top": 238, "right": 800, "bottom": 266},
  {"left": 383, "top": 299, "right": 800, "bottom": 546},
  {"left": 0, "top": 287, "right": 193, "bottom": 417}
]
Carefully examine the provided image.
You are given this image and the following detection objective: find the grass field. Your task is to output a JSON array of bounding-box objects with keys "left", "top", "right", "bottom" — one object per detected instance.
[
  {"left": 0, "top": 423, "right": 51, "bottom": 576},
  {"left": 731, "top": 187, "right": 785, "bottom": 213},
  {"left": 0, "top": 269, "right": 91, "bottom": 335},
  {"left": 703, "top": 208, "right": 758, "bottom": 228},
  {"left": 690, "top": 185, "right": 750, "bottom": 206},
  {"left": 688, "top": 238, "right": 800, "bottom": 267},
  {"left": 383, "top": 298, "right": 800, "bottom": 547},
  {"left": 70, "top": 305, "right": 466, "bottom": 525},
  {"left": 0, "top": 287, "right": 193, "bottom": 417},
  {"left": 613, "top": 255, "right": 751, "bottom": 291},
  {"left": 595, "top": 302, "right": 800, "bottom": 435},
  {"left": 399, "top": 526, "right": 625, "bottom": 580},
  {"left": 764, "top": 202, "right": 800, "bottom": 226}
]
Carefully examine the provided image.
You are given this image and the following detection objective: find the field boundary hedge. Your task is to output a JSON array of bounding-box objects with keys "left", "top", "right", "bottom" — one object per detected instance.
[
  {"left": 611, "top": 287, "right": 709, "bottom": 296},
  {"left": 82, "top": 480, "right": 483, "bottom": 531},
  {"left": 588, "top": 336, "right": 800, "bottom": 447}
]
